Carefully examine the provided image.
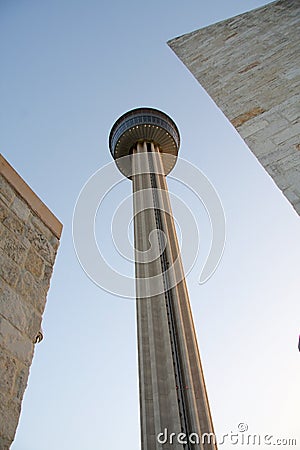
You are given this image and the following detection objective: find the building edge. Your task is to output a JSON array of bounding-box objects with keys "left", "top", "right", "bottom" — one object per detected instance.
[
  {"left": 167, "top": 0, "right": 300, "bottom": 216},
  {"left": 0, "top": 154, "right": 63, "bottom": 239},
  {"left": 0, "top": 153, "right": 63, "bottom": 449}
]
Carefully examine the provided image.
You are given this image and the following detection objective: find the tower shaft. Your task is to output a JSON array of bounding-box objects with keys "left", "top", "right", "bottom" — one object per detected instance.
[{"left": 132, "top": 142, "right": 217, "bottom": 450}]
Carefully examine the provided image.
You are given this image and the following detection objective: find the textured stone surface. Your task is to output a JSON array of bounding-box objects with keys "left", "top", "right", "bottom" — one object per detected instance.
[
  {"left": 0, "top": 156, "right": 62, "bottom": 448},
  {"left": 168, "top": 0, "right": 300, "bottom": 215},
  {"left": 0, "top": 318, "right": 34, "bottom": 365},
  {"left": 0, "top": 176, "right": 15, "bottom": 207},
  {"left": 0, "top": 391, "right": 22, "bottom": 449}
]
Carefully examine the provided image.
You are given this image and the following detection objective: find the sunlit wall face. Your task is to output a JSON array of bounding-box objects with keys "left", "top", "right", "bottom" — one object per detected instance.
[{"left": 0, "top": 1, "right": 299, "bottom": 450}]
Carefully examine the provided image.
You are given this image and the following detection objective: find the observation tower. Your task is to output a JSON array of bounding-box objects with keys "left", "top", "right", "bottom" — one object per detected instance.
[{"left": 109, "top": 108, "right": 217, "bottom": 450}]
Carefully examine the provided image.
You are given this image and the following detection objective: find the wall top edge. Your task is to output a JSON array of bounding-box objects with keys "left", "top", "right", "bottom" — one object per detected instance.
[
  {"left": 0, "top": 154, "right": 63, "bottom": 239},
  {"left": 167, "top": 0, "right": 281, "bottom": 47}
]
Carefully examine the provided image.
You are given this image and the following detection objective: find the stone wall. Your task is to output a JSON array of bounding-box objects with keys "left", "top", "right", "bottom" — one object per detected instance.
[
  {"left": 168, "top": 0, "right": 300, "bottom": 215},
  {"left": 0, "top": 154, "right": 62, "bottom": 449}
]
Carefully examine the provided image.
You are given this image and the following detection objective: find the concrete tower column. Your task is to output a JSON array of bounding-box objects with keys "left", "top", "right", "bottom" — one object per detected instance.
[
  {"left": 109, "top": 108, "right": 217, "bottom": 450},
  {"left": 132, "top": 141, "right": 182, "bottom": 449}
]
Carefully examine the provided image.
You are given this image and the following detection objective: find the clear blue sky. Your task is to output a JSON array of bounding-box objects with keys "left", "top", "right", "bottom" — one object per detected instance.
[{"left": 1, "top": 1, "right": 299, "bottom": 449}]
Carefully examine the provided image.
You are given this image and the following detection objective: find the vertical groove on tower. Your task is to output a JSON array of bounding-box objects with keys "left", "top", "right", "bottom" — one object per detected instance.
[{"left": 147, "top": 144, "right": 192, "bottom": 449}]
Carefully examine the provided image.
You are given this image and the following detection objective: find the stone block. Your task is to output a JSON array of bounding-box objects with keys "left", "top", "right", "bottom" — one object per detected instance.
[
  {"left": 231, "top": 107, "right": 266, "bottom": 128},
  {"left": 0, "top": 202, "right": 9, "bottom": 223},
  {"left": 0, "top": 317, "right": 34, "bottom": 365},
  {"left": 258, "top": 136, "right": 299, "bottom": 167},
  {"left": 0, "top": 436, "right": 12, "bottom": 450},
  {"left": 0, "top": 229, "right": 28, "bottom": 266},
  {"left": 10, "top": 196, "right": 30, "bottom": 223},
  {"left": 293, "top": 201, "right": 300, "bottom": 215},
  {"left": 0, "top": 391, "right": 21, "bottom": 443},
  {"left": 272, "top": 122, "right": 300, "bottom": 145},
  {"left": 2, "top": 214, "right": 25, "bottom": 239},
  {"left": 238, "top": 117, "right": 269, "bottom": 139},
  {"left": 12, "top": 363, "right": 30, "bottom": 402},
  {"left": 25, "top": 223, "right": 55, "bottom": 264},
  {"left": 25, "top": 247, "right": 44, "bottom": 279},
  {"left": 0, "top": 254, "right": 20, "bottom": 288},
  {"left": 50, "top": 235, "right": 60, "bottom": 252},
  {"left": 0, "top": 282, "right": 42, "bottom": 341},
  {"left": 43, "top": 263, "right": 53, "bottom": 290},
  {"left": 0, "top": 223, "right": 5, "bottom": 241},
  {"left": 244, "top": 137, "right": 275, "bottom": 157},
  {"left": 284, "top": 188, "right": 300, "bottom": 204},
  {"left": 26, "top": 310, "right": 42, "bottom": 343},
  {"left": 278, "top": 94, "right": 300, "bottom": 123},
  {"left": 16, "top": 270, "right": 47, "bottom": 314},
  {"left": 30, "top": 214, "right": 54, "bottom": 241},
  {"left": 0, "top": 175, "right": 15, "bottom": 207},
  {"left": 0, "top": 282, "right": 26, "bottom": 333},
  {"left": 31, "top": 284, "right": 47, "bottom": 315},
  {"left": 0, "top": 350, "right": 17, "bottom": 395},
  {"left": 268, "top": 166, "right": 299, "bottom": 191},
  {"left": 15, "top": 270, "right": 35, "bottom": 299}
]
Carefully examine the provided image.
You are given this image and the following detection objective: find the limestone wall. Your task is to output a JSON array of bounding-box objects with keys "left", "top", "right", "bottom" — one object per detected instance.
[
  {"left": 168, "top": 0, "right": 300, "bottom": 215},
  {"left": 0, "top": 154, "right": 62, "bottom": 449}
]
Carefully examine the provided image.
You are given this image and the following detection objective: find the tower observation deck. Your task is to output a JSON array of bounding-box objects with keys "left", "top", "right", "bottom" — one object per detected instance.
[{"left": 109, "top": 108, "right": 217, "bottom": 450}]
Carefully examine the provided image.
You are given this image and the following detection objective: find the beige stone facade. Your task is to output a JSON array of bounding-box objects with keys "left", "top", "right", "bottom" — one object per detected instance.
[
  {"left": 168, "top": 0, "right": 300, "bottom": 215},
  {"left": 0, "top": 154, "right": 62, "bottom": 449}
]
